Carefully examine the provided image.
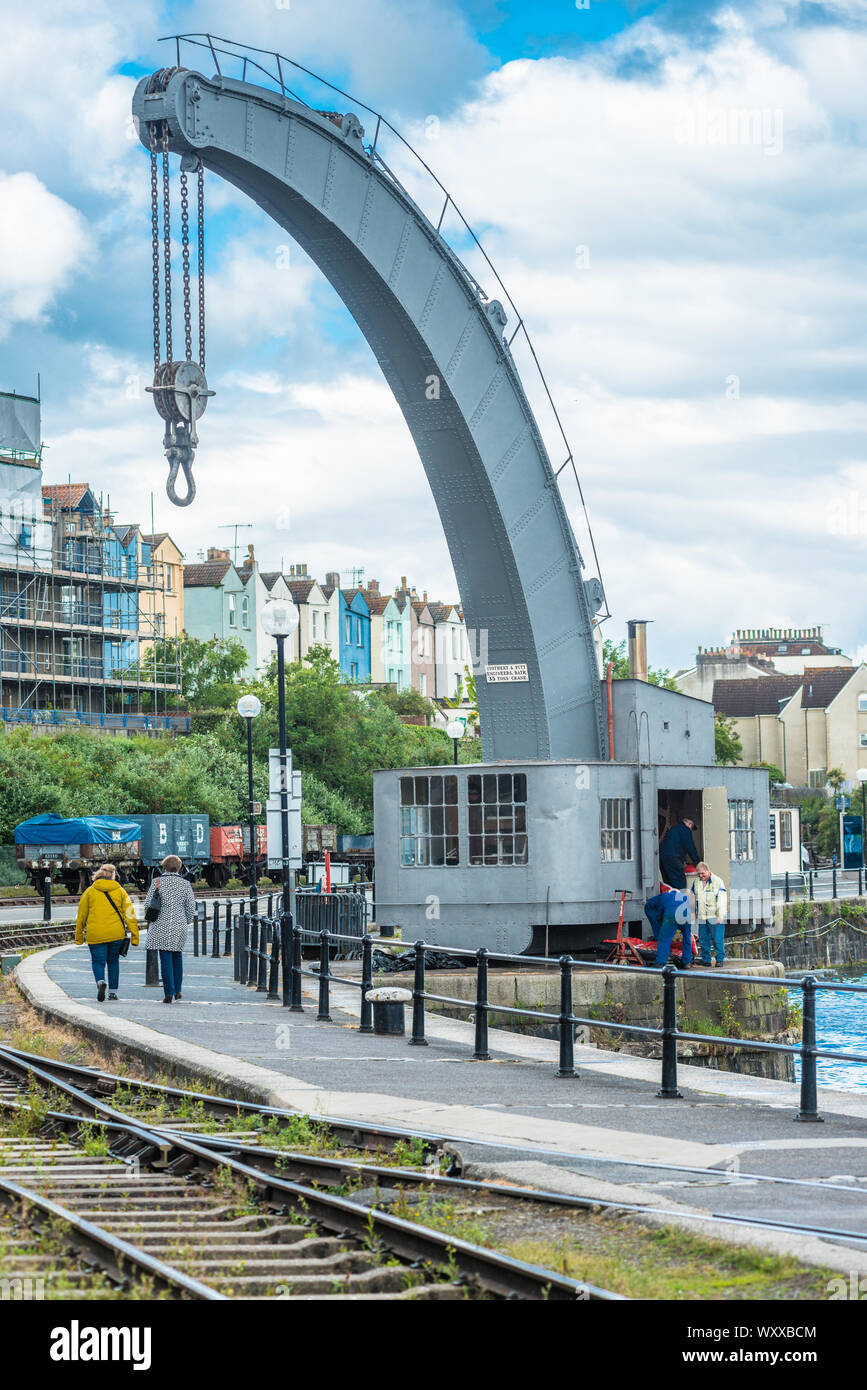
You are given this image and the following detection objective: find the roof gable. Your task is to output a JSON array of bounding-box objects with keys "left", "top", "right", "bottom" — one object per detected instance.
[
  {"left": 712, "top": 675, "right": 801, "bottom": 717},
  {"left": 42, "top": 483, "right": 96, "bottom": 511},
  {"left": 183, "top": 560, "right": 238, "bottom": 588},
  {"left": 800, "top": 666, "right": 856, "bottom": 709}
]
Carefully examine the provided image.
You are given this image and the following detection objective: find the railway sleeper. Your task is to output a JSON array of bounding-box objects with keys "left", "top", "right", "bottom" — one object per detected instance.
[
  {"left": 164, "top": 1249, "right": 377, "bottom": 1275},
  {"left": 208, "top": 1265, "right": 421, "bottom": 1297}
]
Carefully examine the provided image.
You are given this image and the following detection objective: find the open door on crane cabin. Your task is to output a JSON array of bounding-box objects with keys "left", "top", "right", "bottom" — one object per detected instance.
[
  {"left": 656, "top": 786, "right": 731, "bottom": 892},
  {"left": 701, "top": 786, "right": 730, "bottom": 894}
]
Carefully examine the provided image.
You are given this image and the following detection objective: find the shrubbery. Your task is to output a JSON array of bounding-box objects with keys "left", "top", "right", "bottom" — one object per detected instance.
[{"left": 0, "top": 647, "right": 475, "bottom": 837}]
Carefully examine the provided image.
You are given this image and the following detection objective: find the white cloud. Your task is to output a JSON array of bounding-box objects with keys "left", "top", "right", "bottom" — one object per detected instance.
[{"left": 0, "top": 172, "right": 91, "bottom": 336}]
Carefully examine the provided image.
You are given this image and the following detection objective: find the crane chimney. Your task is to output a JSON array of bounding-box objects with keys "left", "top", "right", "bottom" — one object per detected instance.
[{"left": 627, "top": 619, "right": 650, "bottom": 682}]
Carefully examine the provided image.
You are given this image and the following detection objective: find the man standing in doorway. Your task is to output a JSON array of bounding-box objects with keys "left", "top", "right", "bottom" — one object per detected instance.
[
  {"left": 659, "top": 816, "right": 701, "bottom": 890},
  {"left": 692, "top": 862, "right": 727, "bottom": 968}
]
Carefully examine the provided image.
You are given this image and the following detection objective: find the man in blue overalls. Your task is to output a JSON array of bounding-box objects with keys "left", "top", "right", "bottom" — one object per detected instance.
[
  {"left": 659, "top": 817, "right": 701, "bottom": 892},
  {"left": 644, "top": 887, "right": 694, "bottom": 969}
]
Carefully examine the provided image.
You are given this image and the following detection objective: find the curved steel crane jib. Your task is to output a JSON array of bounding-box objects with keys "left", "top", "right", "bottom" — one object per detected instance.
[{"left": 131, "top": 66, "right": 607, "bottom": 763}]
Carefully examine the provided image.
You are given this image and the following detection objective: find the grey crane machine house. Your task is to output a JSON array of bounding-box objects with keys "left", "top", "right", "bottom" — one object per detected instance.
[{"left": 133, "top": 39, "right": 770, "bottom": 954}]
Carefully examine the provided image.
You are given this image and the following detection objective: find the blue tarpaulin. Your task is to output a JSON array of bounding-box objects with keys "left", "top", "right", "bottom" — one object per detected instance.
[{"left": 13, "top": 814, "right": 142, "bottom": 845}]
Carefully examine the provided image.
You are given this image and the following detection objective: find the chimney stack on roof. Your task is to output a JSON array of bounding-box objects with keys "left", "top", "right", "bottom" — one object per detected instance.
[
  {"left": 207, "top": 546, "right": 230, "bottom": 562},
  {"left": 627, "top": 618, "right": 649, "bottom": 682},
  {"left": 367, "top": 578, "right": 379, "bottom": 593},
  {"left": 325, "top": 570, "right": 340, "bottom": 589}
]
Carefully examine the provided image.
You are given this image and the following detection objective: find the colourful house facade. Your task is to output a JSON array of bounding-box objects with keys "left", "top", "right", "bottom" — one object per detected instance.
[{"left": 339, "top": 588, "right": 371, "bottom": 683}]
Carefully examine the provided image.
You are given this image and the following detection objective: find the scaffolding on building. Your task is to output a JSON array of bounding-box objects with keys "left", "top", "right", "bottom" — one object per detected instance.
[{"left": 0, "top": 469, "right": 183, "bottom": 728}]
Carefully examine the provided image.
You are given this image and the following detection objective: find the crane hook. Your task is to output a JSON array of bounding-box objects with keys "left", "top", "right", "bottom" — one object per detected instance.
[{"left": 165, "top": 439, "right": 197, "bottom": 507}]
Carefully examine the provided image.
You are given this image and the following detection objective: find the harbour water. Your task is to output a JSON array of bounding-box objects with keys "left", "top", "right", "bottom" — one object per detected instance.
[{"left": 791, "top": 969, "right": 867, "bottom": 1092}]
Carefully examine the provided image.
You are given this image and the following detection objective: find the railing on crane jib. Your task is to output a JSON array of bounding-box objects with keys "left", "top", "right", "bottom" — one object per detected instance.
[{"left": 155, "top": 31, "right": 608, "bottom": 618}]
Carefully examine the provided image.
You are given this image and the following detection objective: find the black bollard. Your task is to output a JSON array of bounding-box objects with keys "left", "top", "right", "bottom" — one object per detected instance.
[
  {"left": 832, "top": 867, "right": 838, "bottom": 901},
  {"left": 145, "top": 949, "right": 161, "bottom": 988},
  {"left": 556, "top": 955, "right": 575, "bottom": 1078},
  {"left": 42, "top": 876, "right": 52, "bottom": 923},
  {"left": 784, "top": 871, "right": 790, "bottom": 903},
  {"left": 809, "top": 871, "right": 814, "bottom": 901},
  {"left": 211, "top": 902, "right": 220, "bottom": 959},
  {"left": 256, "top": 919, "right": 269, "bottom": 992},
  {"left": 409, "top": 941, "right": 428, "bottom": 1046},
  {"left": 280, "top": 913, "right": 292, "bottom": 1007},
  {"left": 223, "top": 903, "right": 232, "bottom": 956},
  {"left": 192, "top": 903, "right": 200, "bottom": 958},
  {"left": 473, "top": 948, "right": 491, "bottom": 1060},
  {"left": 316, "top": 929, "right": 332, "bottom": 1021},
  {"left": 359, "top": 934, "right": 374, "bottom": 1035},
  {"left": 267, "top": 920, "right": 281, "bottom": 1000},
  {"left": 288, "top": 923, "right": 302, "bottom": 1012},
  {"left": 247, "top": 916, "right": 259, "bottom": 987},
  {"left": 796, "top": 975, "right": 824, "bottom": 1122},
  {"left": 657, "top": 964, "right": 683, "bottom": 1099},
  {"left": 239, "top": 913, "right": 249, "bottom": 986},
  {"left": 233, "top": 910, "right": 241, "bottom": 983}
]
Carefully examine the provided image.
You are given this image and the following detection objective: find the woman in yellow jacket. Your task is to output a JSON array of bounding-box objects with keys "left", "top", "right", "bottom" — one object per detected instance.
[{"left": 75, "top": 864, "right": 139, "bottom": 1002}]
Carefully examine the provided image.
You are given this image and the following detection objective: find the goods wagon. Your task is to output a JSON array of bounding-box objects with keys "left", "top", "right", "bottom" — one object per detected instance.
[
  {"left": 207, "top": 824, "right": 267, "bottom": 888},
  {"left": 14, "top": 813, "right": 210, "bottom": 892}
]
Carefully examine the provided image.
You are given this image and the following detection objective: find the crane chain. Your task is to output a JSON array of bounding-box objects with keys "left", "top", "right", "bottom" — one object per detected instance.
[
  {"left": 161, "top": 123, "right": 173, "bottom": 367},
  {"left": 197, "top": 162, "right": 206, "bottom": 372},
  {"left": 149, "top": 124, "right": 161, "bottom": 378},
  {"left": 180, "top": 169, "right": 192, "bottom": 363}
]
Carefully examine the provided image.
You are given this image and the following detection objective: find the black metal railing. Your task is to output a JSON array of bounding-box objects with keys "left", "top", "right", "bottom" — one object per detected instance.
[
  {"left": 294, "top": 887, "right": 367, "bottom": 957},
  {"left": 225, "top": 919, "right": 867, "bottom": 1123},
  {"left": 776, "top": 867, "right": 867, "bottom": 902}
]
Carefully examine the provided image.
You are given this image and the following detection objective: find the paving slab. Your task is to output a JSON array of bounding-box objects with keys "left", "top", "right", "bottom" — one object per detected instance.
[{"left": 12, "top": 941, "right": 867, "bottom": 1271}]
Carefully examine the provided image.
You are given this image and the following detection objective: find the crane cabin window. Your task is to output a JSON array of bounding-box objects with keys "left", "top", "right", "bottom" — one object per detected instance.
[
  {"left": 467, "top": 773, "right": 528, "bottom": 866},
  {"left": 601, "top": 798, "right": 633, "bottom": 861},
  {"left": 400, "top": 775, "right": 459, "bottom": 867},
  {"left": 729, "top": 799, "right": 756, "bottom": 860}
]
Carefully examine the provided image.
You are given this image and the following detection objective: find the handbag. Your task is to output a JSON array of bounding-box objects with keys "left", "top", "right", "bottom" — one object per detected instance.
[
  {"left": 145, "top": 878, "right": 162, "bottom": 924},
  {"left": 104, "top": 889, "right": 133, "bottom": 955}
]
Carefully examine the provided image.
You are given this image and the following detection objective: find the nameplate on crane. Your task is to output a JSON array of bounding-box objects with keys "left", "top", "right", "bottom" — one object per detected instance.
[{"left": 485, "top": 663, "right": 529, "bottom": 683}]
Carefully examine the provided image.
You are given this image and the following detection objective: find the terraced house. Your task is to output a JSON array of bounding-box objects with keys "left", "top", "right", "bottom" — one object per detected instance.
[{"left": 714, "top": 665, "right": 867, "bottom": 789}]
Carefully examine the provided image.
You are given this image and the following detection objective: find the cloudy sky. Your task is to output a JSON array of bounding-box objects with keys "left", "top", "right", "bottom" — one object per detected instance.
[{"left": 1, "top": 0, "right": 865, "bottom": 673}]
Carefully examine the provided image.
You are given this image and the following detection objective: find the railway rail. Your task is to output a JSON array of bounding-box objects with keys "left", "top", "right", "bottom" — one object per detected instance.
[
  {"left": 0, "top": 888, "right": 264, "bottom": 908},
  {"left": 0, "top": 924, "right": 76, "bottom": 953},
  {"left": 0, "top": 1044, "right": 614, "bottom": 1302},
  {"left": 2, "top": 1045, "right": 865, "bottom": 1261}
]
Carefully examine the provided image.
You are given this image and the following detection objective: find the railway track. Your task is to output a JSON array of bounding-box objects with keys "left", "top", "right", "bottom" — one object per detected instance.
[
  {"left": 2, "top": 1044, "right": 866, "bottom": 1265},
  {"left": 0, "top": 924, "right": 76, "bottom": 953},
  {"left": 0, "top": 889, "right": 259, "bottom": 908},
  {"left": 0, "top": 1044, "right": 614, "bottom": 1302}
]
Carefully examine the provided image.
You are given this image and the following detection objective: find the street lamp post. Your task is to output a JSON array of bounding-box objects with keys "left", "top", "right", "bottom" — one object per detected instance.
[
  {"left": 261, "top": 599, "right": 300, "bottom": 915},
  {"left": 237, "top": 694, "right": 261, "bottom": 912},
  {"left": 857, "top": 769, "right": 867, "bottom": 870},
  {"left": 446, "top": 718, "right": 464, "bottom": 767}
]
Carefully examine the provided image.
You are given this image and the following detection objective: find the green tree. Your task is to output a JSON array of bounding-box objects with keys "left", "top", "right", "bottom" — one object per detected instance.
[
  {"left": 376, "top": 686, "right": 435, "bottom": 720},
  {"left": 443, "top": 666, "right": 480, "bottom": 734},
  {"left": 826, "top": 767, "right": 846, "bottom": 793},
  {"left": 750, "top": 761, "right": 786, "bottom": 786},
  {"left": 714, "top": 713, "right": 743, "bottom": 766},
  {"left": 138, "top": 634, "right": 249, "bottom": 710},
  {"left": 601, "top": 637, "right": 678, "bottom": 690}
]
